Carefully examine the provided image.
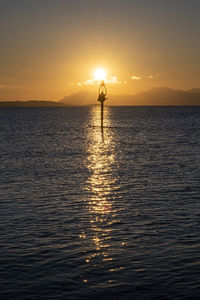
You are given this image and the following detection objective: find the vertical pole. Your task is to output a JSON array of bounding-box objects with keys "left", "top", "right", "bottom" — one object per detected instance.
[{"left": 101, "top": 101, "right": 104, "bottom": 128}]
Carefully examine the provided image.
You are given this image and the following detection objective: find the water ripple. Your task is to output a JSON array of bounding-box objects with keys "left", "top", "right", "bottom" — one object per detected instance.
[{"left": 0, "top": 106, "right": 200, "bottom": 299}]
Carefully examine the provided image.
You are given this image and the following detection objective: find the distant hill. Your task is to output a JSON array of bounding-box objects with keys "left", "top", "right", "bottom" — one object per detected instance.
[
  {"left": 188, "top": 88, "right": 200, "bottom": 94},
  {"left": 1, "top": 87, "right": 200, "bottom": 107},
  {"left": 60, "top": 87, "right": 200, "bottom": 106},
  {"left": 138, "top": 87, "right": 200, "bottom": 105},
  {"left": 109, "top": 87, "right": 200, "bottom": 106},
  {"left": 0, "top": 100, "right": 66, "bottom": 107},
  {"left": 60, "top": 91, "right": 95, "bottom": 106}
]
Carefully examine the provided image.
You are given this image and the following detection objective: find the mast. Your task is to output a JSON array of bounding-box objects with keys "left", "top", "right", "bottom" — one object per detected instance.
[{"left": 97, "top": 81, "right": 107, "bottom": 128}]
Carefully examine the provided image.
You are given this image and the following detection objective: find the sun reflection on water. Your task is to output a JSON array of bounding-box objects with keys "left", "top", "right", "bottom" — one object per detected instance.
[{"left": 82, "top": 106, "right": 120, "bottom": 268}]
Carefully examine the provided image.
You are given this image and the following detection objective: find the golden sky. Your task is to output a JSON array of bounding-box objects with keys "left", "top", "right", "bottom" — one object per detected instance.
[{"left": 0, "top": 0, "right": 200, "bottom": 101}]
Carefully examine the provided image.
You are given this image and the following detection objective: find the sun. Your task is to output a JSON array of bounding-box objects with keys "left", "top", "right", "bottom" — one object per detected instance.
[{"left": 94, "top": 68, "right": 106, "bottom": 80}]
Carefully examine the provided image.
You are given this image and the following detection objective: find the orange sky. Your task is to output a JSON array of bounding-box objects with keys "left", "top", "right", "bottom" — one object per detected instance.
[{"left": 0, "top": 0, "right": 200, "bottom": 101}]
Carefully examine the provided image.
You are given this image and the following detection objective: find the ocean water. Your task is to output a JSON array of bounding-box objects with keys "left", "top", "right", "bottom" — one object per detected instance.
[{"left": 0, "top": 106, "right": 200, "bottom": 300}]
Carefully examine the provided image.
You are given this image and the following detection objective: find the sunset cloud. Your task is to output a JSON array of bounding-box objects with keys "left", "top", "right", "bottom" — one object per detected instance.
[
  {"left": 131, "top": 74, "right": 160, "bottom": 80},
  {"left": 0, "top": 84, "right": 19, "bottom": 89},
  {"left": 106, "top": 76, "right": 122, "bottom": 84},
  {"left": 77, "top": 76, "right": 123, "bottom": 86},
  {"left": 146, "top": 74, "right": 160, "bottom": 79},
  {"left": 131, "top": 75, "right": 141, "bottom": 80}
]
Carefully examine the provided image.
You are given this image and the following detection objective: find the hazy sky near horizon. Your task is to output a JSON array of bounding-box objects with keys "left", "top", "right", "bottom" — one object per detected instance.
[{"left": 0, "top": 0, "right": 200, "bottom": 100}]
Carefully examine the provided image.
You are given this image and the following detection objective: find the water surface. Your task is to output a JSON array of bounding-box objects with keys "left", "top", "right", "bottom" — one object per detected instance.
[{"left": 0, "top": 106, "right": 200, "bottom": 299}]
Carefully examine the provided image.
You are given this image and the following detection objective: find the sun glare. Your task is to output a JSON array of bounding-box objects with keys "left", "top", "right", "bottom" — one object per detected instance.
[{"left": 94, "top": 68, "right": 106, "bottom": 80}]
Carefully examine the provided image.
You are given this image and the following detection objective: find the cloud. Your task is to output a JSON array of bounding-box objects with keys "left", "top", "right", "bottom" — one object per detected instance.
[
  {"left": 75, "top": 73, "right": 160, "bottom": 87},
  {"left": 76, "top": 76, "right": 123, "bottom": 86},
  {"left": 131, "top": 74, "right": 160, "bottom": 80},
  {"left": 131, "top": 75, "right": 141, "bottom": 80},
  {"left": 106, "top": 76, "right": 122, "bottom": 84},
  {"left": 77, "top": 78, "right": 97, "bottom": 86},
  {"left": 146, "top": 74, "right": 160, "bottom": 79},
  {"left": 0, "top": 83, "right": 19, "bottom": 89}
]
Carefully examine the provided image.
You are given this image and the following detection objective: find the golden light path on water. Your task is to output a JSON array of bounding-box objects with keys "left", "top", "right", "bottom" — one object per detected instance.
[{"left": 80, "top": 106, "right": 124, "bottom": 282}]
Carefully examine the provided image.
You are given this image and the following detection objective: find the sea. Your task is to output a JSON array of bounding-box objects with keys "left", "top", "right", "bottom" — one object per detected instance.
[{"left": 0, "top": 106, "right": 200, "bottom": 300}]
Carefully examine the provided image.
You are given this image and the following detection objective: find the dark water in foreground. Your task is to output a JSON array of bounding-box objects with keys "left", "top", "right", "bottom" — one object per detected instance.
[{"left": 0, "top": 106, "right": 200, "bottom": 299}]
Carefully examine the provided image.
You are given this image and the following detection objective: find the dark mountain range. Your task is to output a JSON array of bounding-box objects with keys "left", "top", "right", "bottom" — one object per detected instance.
[
  {"left": 0, "top": 100, "right": 66, "bottom": 107},
  {"left": 110, "top": 87, "right": 200, "bottom": 106},
  {"left": 1, "top": 87, "right": 200, "bottom": 107},
  {"left": 61, "top": 87, "right": 200, "bottom": 106},
  {"left": 188, "top": 88, "right": 200, "bottom": 94}
]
